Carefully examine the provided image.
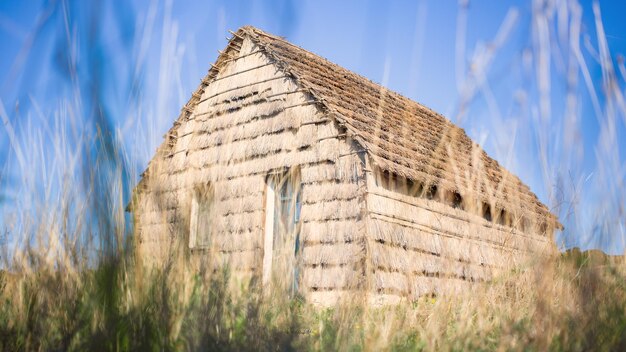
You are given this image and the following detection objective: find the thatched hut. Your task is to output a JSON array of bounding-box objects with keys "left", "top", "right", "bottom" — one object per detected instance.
[{"left": 129, "top": 26, "right": 561, "bottom": 305}]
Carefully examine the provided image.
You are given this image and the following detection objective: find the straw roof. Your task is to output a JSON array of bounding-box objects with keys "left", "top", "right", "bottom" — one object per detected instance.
[{"left": 132, "top": 25, "right": 561, "bottom": 230}]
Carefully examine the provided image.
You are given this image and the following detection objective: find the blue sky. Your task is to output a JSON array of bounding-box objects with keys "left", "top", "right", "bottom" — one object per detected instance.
[{"left": 1, "top": 0, "right": 625, "bottom": 253}]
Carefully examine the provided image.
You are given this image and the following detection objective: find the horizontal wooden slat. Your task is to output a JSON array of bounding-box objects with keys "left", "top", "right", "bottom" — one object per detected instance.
[
  {"left": 370, "top": 241, "right": 495, "bottom": 280},
  {"left": 302, "top": 243, "right": 364, "bottom": 266},
  {"left": 367, "top": 191, "right": 549, "bottom": 253}
]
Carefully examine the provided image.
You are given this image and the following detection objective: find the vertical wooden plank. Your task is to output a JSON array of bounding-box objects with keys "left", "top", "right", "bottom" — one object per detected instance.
[
  {"left": 262, "top": 180, "right": 275, "bottom": 285},
  {"left": 188, "top": 195, "right": 198, "bottom": 248}
]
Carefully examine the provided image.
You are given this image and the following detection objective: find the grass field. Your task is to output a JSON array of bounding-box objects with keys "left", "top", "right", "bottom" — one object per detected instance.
[
  {"left": 1, "top": 245, "right": 625, "bottom": 351},
  {"left": 1, "top": 1, "right": 626, "bottom": 351}
]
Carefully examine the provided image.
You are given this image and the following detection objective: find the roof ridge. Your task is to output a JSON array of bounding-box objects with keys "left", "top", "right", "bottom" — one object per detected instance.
[
  {"left": 240, "top": 26, "right": 560, "bottom": 229},
  {"left": 245, "top": 27, "right": 460, "bottom": 131}
]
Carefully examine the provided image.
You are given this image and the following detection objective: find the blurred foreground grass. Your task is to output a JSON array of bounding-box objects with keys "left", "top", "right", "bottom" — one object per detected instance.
[
  {"left": 1, "top": 247, "right": 625, "bottom": 351},
  {"left": 1, "top": 2, "right": 626, "bottom": 351}
]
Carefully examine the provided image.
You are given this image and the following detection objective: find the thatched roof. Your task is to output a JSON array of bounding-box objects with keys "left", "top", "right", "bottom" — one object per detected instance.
[{"left": 132, "top": 25, "right": 561, "bottom": 230}]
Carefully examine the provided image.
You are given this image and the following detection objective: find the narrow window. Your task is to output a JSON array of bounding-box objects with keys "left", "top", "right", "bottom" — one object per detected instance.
[
  {"left": 377, "top": 171, "right": 393, "bottom": 191},
  {"left": 375, "top": 169, "right": 423, "bottom": 198},
  {"left": 496, "top": 209, "right": 507, "bottom": 226},
  {"left": 445, "top": 190, "right": 464, "bottom": 209},
  {"left": 518, "top": 216, "right": 531, "bottom": 232},
  {"left": 189, "top": 184, "right": 214, "bottom": 249},
  {"left": 425, "top": 185, "right": 438, "bottom": 200},
  {"left": 263, "top": 168, "right": 302, "bottom": 295},
  {"left": 453, "top": 192, "right": 463, "bottom": 209},
  {"left": 408, "top": 180, "right": 423, "bottom": 198},
  {"left": 482, "top": 203, "right": 492, "bottom": 222}
]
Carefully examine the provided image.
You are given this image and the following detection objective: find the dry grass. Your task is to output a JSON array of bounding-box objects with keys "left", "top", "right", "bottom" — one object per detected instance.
[
  {"left": 1, "top": 1, "right": 626, "bottom": 351},
  {"left": 1, "top": 242, "right": 626, "bottom": 351}
]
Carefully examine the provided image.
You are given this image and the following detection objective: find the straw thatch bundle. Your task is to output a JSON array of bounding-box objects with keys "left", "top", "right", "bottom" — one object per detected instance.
[{"left": 129, "top": 26, "right": 560, "bottom": 306}]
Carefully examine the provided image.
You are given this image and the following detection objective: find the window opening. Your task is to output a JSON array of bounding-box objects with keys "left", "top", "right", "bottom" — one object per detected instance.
[
  {"left": 189, "top": 184, "right": 214, "bottom": 249},
  {"left": 262, "top": 169, "right": 302, "bottom": 296}
]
